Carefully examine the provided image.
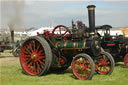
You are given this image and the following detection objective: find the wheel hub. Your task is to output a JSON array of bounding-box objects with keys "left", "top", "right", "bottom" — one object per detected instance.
[
  {"left": 102, "top": 59, "right": 107, "bottom": 66},
  {"left": 31, "top": 54, "right": 36, "bottom": 59},
  {"left": 81, "top": 64, "right": 87, "bottom": 71}
]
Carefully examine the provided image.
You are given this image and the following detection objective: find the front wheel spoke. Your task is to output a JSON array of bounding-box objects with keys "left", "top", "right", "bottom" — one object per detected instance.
[
  {"left": 86, "top": 59, "right": 90, "bottom": 64},
  {"left": 103, "top": 66, "right": 107, "bottom": 72},
  {"left": 78, "top": 59, "right": 81, "bottom": 64},
  {"left": 78, "top": 64, "right": 82, "bottom": 69},
  {"left": 107, "top": 61, "right": 110, "bottom": 65},
  {"left": 82, "top": 71, "right": 88, "bottom": 77},
  {"left": 106, "top": 66, "right": 110, "bottom": 72},
  {"left": 99, "top": 66, "right": 102, "bottom": 71},
  {"left": 87, "top": 70, "right": 91, "bottom": 75}
]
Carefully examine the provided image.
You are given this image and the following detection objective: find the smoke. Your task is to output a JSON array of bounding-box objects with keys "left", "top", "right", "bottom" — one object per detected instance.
[{"left": 8, "top": 0, "right": 24, "bottom": 31}]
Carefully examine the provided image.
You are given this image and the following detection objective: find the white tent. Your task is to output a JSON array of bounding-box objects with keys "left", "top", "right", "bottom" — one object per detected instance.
[{"left": 27, "top": 27, "right": 54, "bottom": 36}]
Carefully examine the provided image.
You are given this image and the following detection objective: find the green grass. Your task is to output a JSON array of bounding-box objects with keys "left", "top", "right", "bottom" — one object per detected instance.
[{"left": 0, "top": 57, "right": 128, "bottom": 85}]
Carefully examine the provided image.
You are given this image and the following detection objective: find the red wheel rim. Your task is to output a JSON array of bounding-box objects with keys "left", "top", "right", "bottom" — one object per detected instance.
[
  {"left": 124, "top": 55, "right": 128, "bottom": 68},
  {"left": 52, "top": 25, "right": 71, "bottom": 40},
  {"left": 95, "top": 55, "right": 111, "bottom": 74},
  {"left": 72, "top": 57, "right": 91, "bottom": 79},
  {"left": 20, "top": 39, "right": 46, "bottom": 75}
]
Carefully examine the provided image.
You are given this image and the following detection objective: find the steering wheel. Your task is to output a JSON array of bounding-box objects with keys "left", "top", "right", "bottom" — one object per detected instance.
[{"left": 52, "top": 25, "right": 71, "bottom": 40}]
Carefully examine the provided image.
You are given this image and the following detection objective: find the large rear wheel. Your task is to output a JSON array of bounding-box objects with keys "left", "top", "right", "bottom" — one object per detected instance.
[
  {"left": 72, "top": 53, "right": 95, "bottom": 80},
  {"left": 20, "top": 36, "right": 52, "bottom": 76}
]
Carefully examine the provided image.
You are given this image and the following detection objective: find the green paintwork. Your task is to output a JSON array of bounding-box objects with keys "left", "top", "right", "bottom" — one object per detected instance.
[
  {"left": 49, "top": 36, "right": 56, "bottom": 44},
  {"left": 40, "top": 35, "right": 90, "bottom": 49},
  {"left": 56, "top": 40, "right": 89, "bottom": 48}
]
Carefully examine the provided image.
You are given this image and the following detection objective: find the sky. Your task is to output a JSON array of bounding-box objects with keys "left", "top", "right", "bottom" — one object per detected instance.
[{"left": 0, "top": 0, "right": 128, "bottom": 29}]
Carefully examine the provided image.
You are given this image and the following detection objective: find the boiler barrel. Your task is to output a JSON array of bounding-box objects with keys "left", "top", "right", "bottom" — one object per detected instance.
[{"left": 55, "top": 40, "right": 93, "bottom": 49}]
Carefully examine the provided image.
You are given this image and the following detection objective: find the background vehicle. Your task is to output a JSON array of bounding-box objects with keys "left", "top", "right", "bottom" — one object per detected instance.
[
  {"left": 0, "top": 31, "right": 13, "bottom": 52},
  {"left": 96, "top": 25, "right": 128, "bottom": 67}
]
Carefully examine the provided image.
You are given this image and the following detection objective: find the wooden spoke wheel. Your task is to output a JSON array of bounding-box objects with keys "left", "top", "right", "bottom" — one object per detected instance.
[
  {"left": 95, "top": 52, "right": 115, "bottom": 75},
  {"left": 124, "top": 54, "right": 128, "bottom": 68},
  {"left": 72, "top": 53, "right": 95, "bottom": 80},
  {"left": 20, "top": 36, "right": 52, "bottom": 76},
  {"left": 52, "top": 25, "right": 71, "bottom": 40}
]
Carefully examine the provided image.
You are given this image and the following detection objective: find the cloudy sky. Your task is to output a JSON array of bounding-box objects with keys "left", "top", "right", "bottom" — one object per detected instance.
[{"left": 1, "top": 0, "right": 128, "bottom": 29}]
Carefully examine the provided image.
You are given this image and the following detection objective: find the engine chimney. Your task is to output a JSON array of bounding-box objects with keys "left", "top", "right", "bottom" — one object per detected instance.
[{"left": 87, "top": 5, "right": 96, "bottom": 33}]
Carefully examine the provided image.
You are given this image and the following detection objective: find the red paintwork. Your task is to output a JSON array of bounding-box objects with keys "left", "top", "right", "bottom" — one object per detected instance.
[
  {"left": 44, "top": 31, "right": 50, "bottom": 40},
  {"left": 107, "top": 44, "right": 115, "bottom": 46},
  {"left": 124, "top": 55, "right": 128, "bottom": 68},
  {"left": 72, "top": 20, "right": 76, "bottom": 28},
  {"left": 60, "top": 59, "right": 65, "bottom": 64},
  {"left": 20, "top": 39, "right": 46, "bottom": 75},
  {"left": 95, "top": 56, "right": 111, "bottom": 74},
  {"left": 110, "top": 37, "right": 113, "bottom": 41},
  {"left": 72, "top": 57, "right": 91, "bottom": 79}
]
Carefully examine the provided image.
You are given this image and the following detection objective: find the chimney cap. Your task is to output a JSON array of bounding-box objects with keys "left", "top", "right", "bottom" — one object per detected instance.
[{"left": 87, "top": 5, "right": 96, "bottom": 10}]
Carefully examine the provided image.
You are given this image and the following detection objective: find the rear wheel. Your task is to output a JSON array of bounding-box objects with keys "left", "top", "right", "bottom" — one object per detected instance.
[
  {"left": 95, "top": 52, "right": 115, "bottom": 75},
  {"left": 72, "top": 53, "right": 95, "bottom": 80},
  {"left": 20, "top": 36, "right": 52, "bottom": 76},
  {"left": 124, "top": 54, "right": 128, "bottom": 68}
]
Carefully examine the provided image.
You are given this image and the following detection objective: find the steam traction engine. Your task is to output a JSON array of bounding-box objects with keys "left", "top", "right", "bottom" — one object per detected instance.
[
  {"left": 20, "top": 5, "right": 115, "bottom": 80},
  {"left": 96, "top": 25, "right": 128, "bottom": 67}
]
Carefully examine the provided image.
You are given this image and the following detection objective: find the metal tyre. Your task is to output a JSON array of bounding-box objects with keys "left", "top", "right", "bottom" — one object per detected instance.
[
  {"left": 72, "top": 53, "right": 95, "bottom": 80},
  {"left": 95, "top": 52, "right": 115, "bottom": 75},
  {"left": 20, "top": 36, "right": 52, "bottom": 76}
]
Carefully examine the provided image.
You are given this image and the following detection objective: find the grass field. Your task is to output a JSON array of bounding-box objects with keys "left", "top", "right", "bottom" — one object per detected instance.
[{"left": 0, "top": 54, "right": 128, "bottom": 85}]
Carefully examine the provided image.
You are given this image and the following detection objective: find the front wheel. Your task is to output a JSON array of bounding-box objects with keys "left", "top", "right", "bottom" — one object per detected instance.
[
  {"left": 95, "top": 52, "right": 115, "bottom": 75},
  {"left": 72, "top": 53, "right": 95, "bottom": 80}
]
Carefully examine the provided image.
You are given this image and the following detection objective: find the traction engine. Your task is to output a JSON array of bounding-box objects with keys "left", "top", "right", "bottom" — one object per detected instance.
[{"left": 20, "top": 5, "right": 115, "bottom": 80}]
